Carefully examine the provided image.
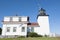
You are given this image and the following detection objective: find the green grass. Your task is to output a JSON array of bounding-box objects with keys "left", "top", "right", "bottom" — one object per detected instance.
[{"left": 0, "top": 37, "right": 60, "bottom": 40}]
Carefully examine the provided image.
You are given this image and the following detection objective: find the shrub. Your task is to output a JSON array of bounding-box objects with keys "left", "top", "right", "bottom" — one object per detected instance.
[
  {"left": 44, "top": 35, "right": 49, "bottom": 37},
  {"left": 18, "top": 36, "right": 25, "bottom": 38},
  {"left": 27, "top": 32, "right": 43, "bottom": 37},
  {"left": 38, "top": 35, "right": 43, "bottom": 37}
]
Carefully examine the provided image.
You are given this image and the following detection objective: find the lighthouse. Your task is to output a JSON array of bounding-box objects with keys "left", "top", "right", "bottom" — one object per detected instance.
[{"left": 37, "top": 8, "right": 50, "bottom": 35}]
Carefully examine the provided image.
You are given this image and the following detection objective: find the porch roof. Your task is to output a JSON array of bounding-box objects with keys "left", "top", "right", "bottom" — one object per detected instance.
[{"left": 27, "top": 22, "right": 39, "bottom": 27}]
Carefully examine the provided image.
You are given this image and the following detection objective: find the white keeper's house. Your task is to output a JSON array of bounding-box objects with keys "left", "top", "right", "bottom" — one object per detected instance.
[{"left": 2, "top": 8, "right": 50, "bottom": 37}]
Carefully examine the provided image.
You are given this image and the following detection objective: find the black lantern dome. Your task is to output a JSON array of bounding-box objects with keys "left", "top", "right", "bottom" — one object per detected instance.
[{"left": 37, "top": 8, "right": 49, "bottom": 18}]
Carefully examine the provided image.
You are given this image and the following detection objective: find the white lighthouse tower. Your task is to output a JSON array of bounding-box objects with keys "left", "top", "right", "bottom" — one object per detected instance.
[{"left": 37, "top": 8, "right": 50, "bottom": 35}]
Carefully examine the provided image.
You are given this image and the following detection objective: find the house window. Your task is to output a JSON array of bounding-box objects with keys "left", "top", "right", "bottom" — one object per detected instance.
[
  {"left": 7, "top": 27, "right": 10, "bottom": 32},
  {"left": 13, "top": 27, "right": 17, "bottom": 32},
  {"left": 22, "top": 27, "right": 25, "bottom": 32},
  {"left": 31, "top": 27, "right": 34, "bottom": 32},
  {"left": 19, "top": 17, "right": 21, "bottom": 22},
  {"left": 27, "top": 27, "right": 30, "bottom": 32}
]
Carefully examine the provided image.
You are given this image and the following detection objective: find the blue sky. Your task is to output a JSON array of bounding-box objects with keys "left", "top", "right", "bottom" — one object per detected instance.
[{"left": 0, "top": 0, "right": 60, "bottom": 34}]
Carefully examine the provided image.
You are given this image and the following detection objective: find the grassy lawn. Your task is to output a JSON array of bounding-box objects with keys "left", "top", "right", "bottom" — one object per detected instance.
[{"left": 0, "top": 37, "right": 60, "bottom": 40}]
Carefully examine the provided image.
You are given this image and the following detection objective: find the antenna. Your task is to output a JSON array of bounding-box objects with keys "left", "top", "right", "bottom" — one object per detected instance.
[
  {"left": 15, "top": 12, "right": 18, "bottom": 16},
  {"left": 15, "top": 11, "right": 20, "bottom": 16},
  {"left": 35, "top": 0, "right": 43, "bottom": 10},
  {"left": 16, "top": 14, "right": 18, "bottom": 16}
]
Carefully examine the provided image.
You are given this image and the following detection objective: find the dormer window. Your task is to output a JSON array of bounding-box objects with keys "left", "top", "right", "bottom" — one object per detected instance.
[
  {"left": 19, "top": 17, "right": 21, "bottom": 22},
  {"left": 10, "top": 17, "right": 12, "bottom": 21}
]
